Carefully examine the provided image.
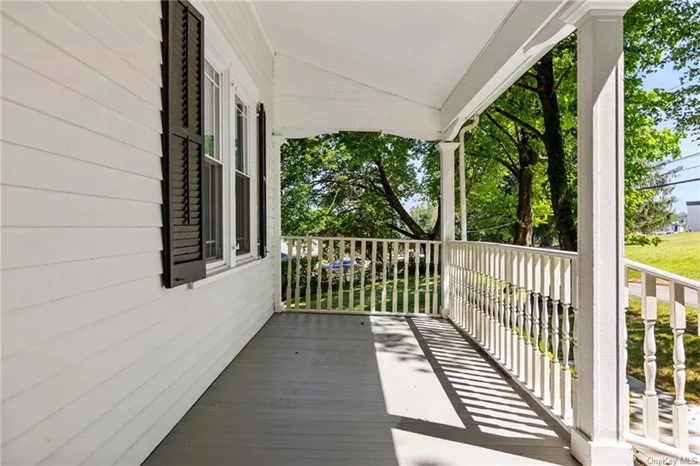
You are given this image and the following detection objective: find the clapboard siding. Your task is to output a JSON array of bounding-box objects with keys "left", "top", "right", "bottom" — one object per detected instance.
[
  {"left": 1, "top": 143, "right": 162, "bottom": 205},
  {"left": 1, "top": 1, "right": 277, "bottom": 466},
  {"left": 1, "top": 227, "right": 163, "bottom": 271},
  {"left": 47, "top": 2, "right": 161, "bottom": 86},
  {"left": 1, "top": 276, "right": 166, "bottom": 356},
  {"left": 1, "top": 16, "right": 161, "bottom": 131},
  {"left": 1, "top": 2, "right": 160, "bottom": 107},
  {"left": 3, "top": 101, "right": 163, "bottom": 179},
  {"left": 3, "top": 59, "right": 161, "bottom": 156},
  {"left": 1, "top": 252, "right": 164, "bottom": 313},
  {"left": 2, "top": 186, "right": 163, "bottom": 228}
]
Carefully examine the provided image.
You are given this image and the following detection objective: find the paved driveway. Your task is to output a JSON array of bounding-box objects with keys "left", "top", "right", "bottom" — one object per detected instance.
[{"left": 628, "top": 282, "right": 698, "bottom": 308}]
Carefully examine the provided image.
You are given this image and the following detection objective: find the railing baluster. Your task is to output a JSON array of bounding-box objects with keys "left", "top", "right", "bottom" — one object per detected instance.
[
  {"left": 560, "top": 258, "right": 572, "bottom": 422},
  {"left": 481, "top": 245, "right": 487, "bottom": 342},
  {"left": 316, "top": 239, "right": 323, "bottom": 311},
  {"left": 571, "top": 258, "right": 579, "bottom": 429},
  {"left": 510, "top": 250, "right": 518, "bottom": 374},
  {"left": 489, "top": 247, "right": 496, "bottom": 352},
  {"left": 360, "top": 240, "right": 367, "bottom": 312},
  {"left": 465, "top": 243, "right": 470, "bottom": 323},
  {"left": 524, "top": 252, "right": 534, "bottom": 389},
  {"left": 497, "top": 248, "right": 506, "bottom": 361},
  {"left": 532, "top": 254, "right": 542, "bottom": 398},
  {"left": 641, "top": 271, "right": 659, "bottom": 441},
  {"left": 294, "top": 238, "right": 301, "bottom": 310},
  {"left": 475, "top": 244, "right": 481, "bottom": 339},
  {"left": 403, "top": 241, "right": 409, "bottom": 314},
  {"left": 503, "top": 249, "right": 511, "bottom": 369},
  {"left": 550, "top": 256, "right": 561, "bottom": 416},
  {"left": 370, "top": 240, "right": 377, "bottom": 312},
  {"left": 338, "top": 239, "right": 345, "bottom": 311},
  {"left": 459, "top": 243, "right": 465, "bottom": 323},
  {"left": 349, "top": 240, "right": 356, "bottom": 311},
  {"left": 392, "top": 240, "right": 399, "bottom": 313},
  {"left": 425, "top": 242, "right": 431, "bottom": 315},
  {"left": 328, "top": 239, "right": 334, "bottom": 310},
  {"left": 433, "top": 243, "right": 440, "bottom": 314},
  {"left": 381, "top": 241, "right": 388, "bottom": 313},
  {"left": 541, "top": 255, "right": 551, "bottom": 407},
  {"left": 517, "top": 251, "right": 525, "bottom": 381},
  {"left": 454, "top": 244, "right": 462, "bottom": 319},
  {"left": 305, "top": 238, "right": 312, "bottom": 310},
  {"left": 286, "top": 237, "right": 293, "bottom": 311},
  {"left": 414, "top": 242, "right": 421, "bottom": 314},
  {"left": 466, "top": 244, "right": 473, "bottom": 332},
  {"left": 670, "top": 281, "right": 689, "bottom": 450},
  {"left": 622, "top": 265, "right": 630, "bottom": 431}
]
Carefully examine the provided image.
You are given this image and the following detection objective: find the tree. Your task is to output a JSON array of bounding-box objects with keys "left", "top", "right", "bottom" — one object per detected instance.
[
  {"left": 281, "top": 132, "right": 441, "bottom": 240},
  {"left": 467, "top": 0, "right": 697, "bottom": 249}
]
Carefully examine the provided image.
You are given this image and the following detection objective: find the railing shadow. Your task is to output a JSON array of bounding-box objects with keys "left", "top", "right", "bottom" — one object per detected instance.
[{"left": 391, "top": 316, "right": 578, "bottom": 465}]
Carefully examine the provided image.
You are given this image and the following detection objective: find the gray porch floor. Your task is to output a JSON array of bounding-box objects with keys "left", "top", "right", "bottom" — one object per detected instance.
[{"left": 141, "top": 313, "right": 578, "bottom": 466}]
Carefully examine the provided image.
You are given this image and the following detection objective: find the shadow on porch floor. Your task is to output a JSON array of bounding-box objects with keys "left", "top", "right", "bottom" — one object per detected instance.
[{"left": 141, "top": 313, "right": 578, "bottom": 466}]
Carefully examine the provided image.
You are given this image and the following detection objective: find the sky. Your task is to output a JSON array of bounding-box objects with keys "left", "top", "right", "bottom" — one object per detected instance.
[{"left": 642, "top": 66, "right": 700, "bottom": 213}]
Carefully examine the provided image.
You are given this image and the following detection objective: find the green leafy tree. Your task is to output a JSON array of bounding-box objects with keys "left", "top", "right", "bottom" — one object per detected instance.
[{"left": 281, "top": 132, "right": 441, "bottom": 240}]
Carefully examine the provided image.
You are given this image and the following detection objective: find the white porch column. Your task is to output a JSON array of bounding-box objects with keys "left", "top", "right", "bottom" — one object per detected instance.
[
  {"left": 570, "top": 5, "right": 633, "bottom": 465},
  {"left": 437, "top": 141, "right": 459, "bottom": 317},
  {"left": 271, "top": 135, "right": 286, "bottom": 313}
]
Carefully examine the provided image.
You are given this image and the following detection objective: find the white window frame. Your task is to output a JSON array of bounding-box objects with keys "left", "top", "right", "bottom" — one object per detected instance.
[
  {"left": 203, "top": 50, "right": 230, "bottom": 274},
  {"left": 231, "top": 88, "right": 257, "bottom": 265},
  {"left": 199, "top": 1, "right": 261, "bottom": 273}
]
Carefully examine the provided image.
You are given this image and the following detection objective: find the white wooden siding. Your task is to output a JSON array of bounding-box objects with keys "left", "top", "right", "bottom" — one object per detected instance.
[{"left": 0, "top": 2, "right": 277, "bottom": 466}]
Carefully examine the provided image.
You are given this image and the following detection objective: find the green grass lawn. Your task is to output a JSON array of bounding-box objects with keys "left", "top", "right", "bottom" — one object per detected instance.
[
  {"left": 287, "top": 275, "right": 442, "bottom": 315},
  {"left": 625, "top": 232, "right": 700, "bottom": 281},
  {"left": 627, "top": 298, "right": 700, "bottom": 404}
]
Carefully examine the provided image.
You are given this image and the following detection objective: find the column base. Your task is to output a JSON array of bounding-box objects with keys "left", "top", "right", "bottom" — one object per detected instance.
[{"left": 571, "top": 428, "right": 633, "bottom": 466}]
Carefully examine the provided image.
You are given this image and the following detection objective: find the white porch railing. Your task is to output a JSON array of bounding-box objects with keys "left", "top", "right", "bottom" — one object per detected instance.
[
  {"left": 445, "top": 240, "right": 699, "bottom": 459},
  {"left": 624, "top": 259, "right": 700, "bottom": 457},
  {"left": 281, "top": 236, "right": 442, "bottom": 315},
  {"left": 446, "top": 241, "right": 578, "bottom": 426}
]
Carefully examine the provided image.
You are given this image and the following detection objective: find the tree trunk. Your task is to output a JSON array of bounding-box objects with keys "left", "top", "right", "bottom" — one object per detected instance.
[
  {"left": 513, "top": 133, "right": 537, "bottom": 246},
  {"left": 514, "top": 168, "right": 534, "bottom": 246},
  {"left": 375, "top": 159, "right": 432, "bottom": 240},
  {"left": 535, "top": 52, "right": 577, "bottom": 251}
]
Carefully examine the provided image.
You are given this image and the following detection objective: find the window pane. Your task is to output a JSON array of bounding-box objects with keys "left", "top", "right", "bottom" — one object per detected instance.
[
  {"left": 236, "top": 172, "right": 250, "bottom": 255},
  {"left": 204, "top": 160, "right": 223, "bottom": 261},
  {"left": 203, "top": 61, "right": 223, "bottom": 263},
  {"left": 204, "top": 66, "right": 219, "bottom": 160},
  {"left": 235, "top": 97, "right": 247, "bottom": 173}
]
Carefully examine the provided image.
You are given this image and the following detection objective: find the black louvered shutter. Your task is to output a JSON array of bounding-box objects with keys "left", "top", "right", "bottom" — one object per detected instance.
[
  {"left": 257, "top": 103, "right": 268, "bottom": 258},
  {"left": 161, "top": 0, "right": 206, "bottom": 288}
]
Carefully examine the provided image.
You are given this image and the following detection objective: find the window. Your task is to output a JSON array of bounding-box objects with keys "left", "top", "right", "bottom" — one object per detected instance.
[
  {"left": 235, "top": 97, "right": 251, "bottom": 256},
  {"left": 203, "top": 61, "right": 223, "bottom": 264}
]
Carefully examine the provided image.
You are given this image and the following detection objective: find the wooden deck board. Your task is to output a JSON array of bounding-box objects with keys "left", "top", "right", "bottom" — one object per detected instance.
[{"left": 142, "top": 313, "right": 578, "bottom": 466}]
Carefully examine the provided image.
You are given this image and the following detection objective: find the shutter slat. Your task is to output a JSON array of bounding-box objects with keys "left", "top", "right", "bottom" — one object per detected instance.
[{"left": 162, "top": 0, "right": 205, "bottom": 287}]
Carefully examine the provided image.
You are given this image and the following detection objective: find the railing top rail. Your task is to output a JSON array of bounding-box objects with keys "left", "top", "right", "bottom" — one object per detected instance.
[
  {"left": 448, "top": 240, "right": 578, "bottom": 261},
  {"left": 625, "top": 258, "right": 700, "bottom": 290},
  {"left": 282, "top": 235, "right": 441, "bottom": 245}
]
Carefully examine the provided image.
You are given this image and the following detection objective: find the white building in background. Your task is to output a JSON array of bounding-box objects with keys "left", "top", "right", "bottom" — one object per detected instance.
[{"left": 688, "top": 201, "right": 700, "bottom": 232}]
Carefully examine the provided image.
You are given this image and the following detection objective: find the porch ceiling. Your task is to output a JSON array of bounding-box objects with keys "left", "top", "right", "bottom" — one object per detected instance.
[
  {"left": 255, "top": 1, "right": 519, "bottom": 109},
  {"left": 253, "top": 0, "right": 578, "bottom": 140}
]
